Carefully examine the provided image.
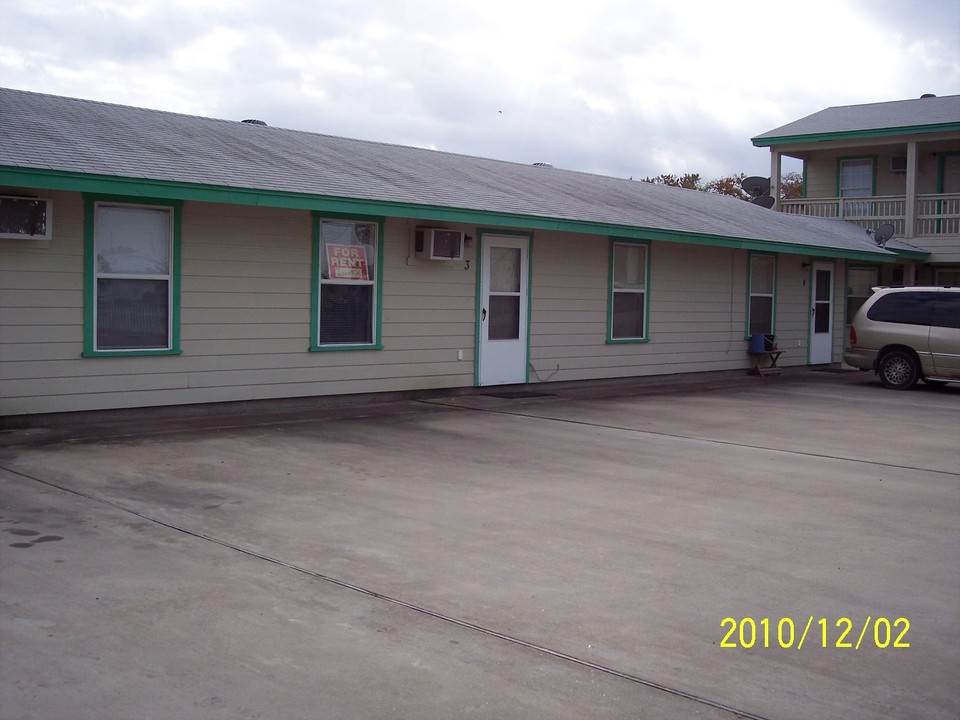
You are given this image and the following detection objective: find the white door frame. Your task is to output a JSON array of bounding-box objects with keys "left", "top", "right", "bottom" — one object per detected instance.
[
  {"left": 809, "top": 261, "right": 835, "bottom": 364},
  {"left": 477, "top": 233, "right": 531, "bottom": 386}
]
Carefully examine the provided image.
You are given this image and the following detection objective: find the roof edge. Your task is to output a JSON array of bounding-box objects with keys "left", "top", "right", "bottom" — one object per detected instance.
[
  {"left": 0, "top": 165, "right": 898, "bottom": 262},
  {"left": 752, "top": 121, "right": 960, "bottom": 148}
]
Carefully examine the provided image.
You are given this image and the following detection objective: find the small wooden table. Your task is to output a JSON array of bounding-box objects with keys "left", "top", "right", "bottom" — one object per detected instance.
[{"left": 749, "top": 349, "right": 784, "bottom": 376}]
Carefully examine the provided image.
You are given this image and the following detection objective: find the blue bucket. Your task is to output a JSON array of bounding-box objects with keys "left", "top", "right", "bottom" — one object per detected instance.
[{"left": 749, "top": 334, "right": 766, "bottom": 353}]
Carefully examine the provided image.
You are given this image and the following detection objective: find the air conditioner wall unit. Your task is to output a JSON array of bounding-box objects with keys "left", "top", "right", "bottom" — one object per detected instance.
[
  {"left": 890, "top": 156, "right": 907, "bottom": 174},
  {"left": 414, "top": 228, "right": 464, "bottom": 260},
  {"left": 0, "top": 195, "right": 52, "bottom": 240}
]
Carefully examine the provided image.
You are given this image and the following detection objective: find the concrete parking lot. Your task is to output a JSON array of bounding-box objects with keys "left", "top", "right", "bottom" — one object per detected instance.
[{"left": 1, "top": 370, "right": 958, "bottom": 720}]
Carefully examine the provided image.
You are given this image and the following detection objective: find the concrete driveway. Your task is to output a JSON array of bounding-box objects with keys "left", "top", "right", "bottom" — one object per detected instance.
[{"left": 1, "top": 370, "right": 958, "bottom": 720}]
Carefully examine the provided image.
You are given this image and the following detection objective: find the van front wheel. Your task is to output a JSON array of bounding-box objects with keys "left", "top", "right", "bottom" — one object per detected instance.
[{"left": 877, "top": 350, "right": 920, "bottom": 390}]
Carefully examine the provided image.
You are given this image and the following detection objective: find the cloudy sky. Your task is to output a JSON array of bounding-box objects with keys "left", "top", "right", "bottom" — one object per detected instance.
[{"left": 2, "top": 0, "right": 958, "bottom": 181}]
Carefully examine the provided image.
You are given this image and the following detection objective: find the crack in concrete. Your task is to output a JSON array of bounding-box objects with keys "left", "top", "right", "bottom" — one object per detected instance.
[
  {"left": 3, "top": 465, "right": 771, "bottom": 720},
  {"left": 425, "top": 399, "right": 959, "bottom": 477}
]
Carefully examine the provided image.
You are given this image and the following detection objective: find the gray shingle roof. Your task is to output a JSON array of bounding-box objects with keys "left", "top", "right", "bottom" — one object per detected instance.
[
  {"left": 1, "top": 87, "right": 900, "bottom": 258},
  {"left": 753, "top": 94, "right": 960, "bottom": 145}
]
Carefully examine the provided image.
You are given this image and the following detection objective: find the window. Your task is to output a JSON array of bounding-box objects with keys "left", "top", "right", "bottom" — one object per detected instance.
[
  {"left": 846, "top": 267, "right": 878, "bottom": 324},
  {"left": 313, "top": 217, "right": 381, "bottom": 348},
  {"left": 935, "top": 268, "right": 960, "bottom": 286},
  {"left": 85, "top": 200, "right": 180, "bottom": 355},
  {"left": 867, "top": 292, "right": 938, "bottom": 325},
  {"left": 932, "top": 294, "right": 960, "bottom": 330},
  {"left": 748, "top": 254, "right": 776, "bottom": 336},
  {"left": 866, "top": 291, "right": 960, "bottom": 329},
  {"left": 839, "top": 158, "right": 874, "bottom": 218},
  {"left": 488, "top": 246, "right": 522, "bottom": 340},
  {"left": 608, "top": 240, "right": 649, "bottom": 342}
]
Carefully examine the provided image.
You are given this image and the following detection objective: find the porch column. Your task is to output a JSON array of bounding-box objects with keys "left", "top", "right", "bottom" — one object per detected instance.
[
  {"left": 904, "top": 140, "right": 917, "bottom": 240},
  {"left": 769, "top": 149, "right": 782, "bottom": 211}
]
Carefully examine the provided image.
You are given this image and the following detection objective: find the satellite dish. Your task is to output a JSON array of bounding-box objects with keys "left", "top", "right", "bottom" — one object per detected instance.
[
  {"left": 741, "top": 176, "right": 771, "bottom": 198},
  {"left": 751, "top": 195, "right": 776, "bottom": 209},
  {"left": 874, "top": 223, "right": 896, "bottom": 247}
]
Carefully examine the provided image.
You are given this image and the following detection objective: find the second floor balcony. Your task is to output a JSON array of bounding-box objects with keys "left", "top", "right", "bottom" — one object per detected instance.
[{"left": 779, "top": 193, "right": 960, "bottom": 240}]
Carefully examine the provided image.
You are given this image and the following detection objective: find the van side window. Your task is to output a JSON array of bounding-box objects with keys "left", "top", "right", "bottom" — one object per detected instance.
[
  {"left": 932, "top": 294, "right": 960, "bottom": 329},
  {"left": 866, "top": 292, "right": 938, "bottom": 325}
]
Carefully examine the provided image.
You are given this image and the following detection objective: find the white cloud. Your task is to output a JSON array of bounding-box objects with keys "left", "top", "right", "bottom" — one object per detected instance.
[{"left": 1, "top": 0, "right": 957, "bottom": 180}]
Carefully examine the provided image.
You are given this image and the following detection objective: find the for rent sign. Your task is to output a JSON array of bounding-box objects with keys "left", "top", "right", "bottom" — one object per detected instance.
[{"left": 326, "top": 244, "right": 369, "bottom": 280}]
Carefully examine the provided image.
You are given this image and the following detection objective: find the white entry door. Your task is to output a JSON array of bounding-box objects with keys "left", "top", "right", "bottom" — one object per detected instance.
[
  {"left": 809, "top": 262, "right": 834, "bottom": 364},
  {"left": 478, "top": 234, "right": 530, "bottom": 385}
]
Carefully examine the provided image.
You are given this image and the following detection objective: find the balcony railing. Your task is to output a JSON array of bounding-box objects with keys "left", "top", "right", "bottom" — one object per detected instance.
[{"left": 780, "top": 193, "right": 960, "bottom": 238}]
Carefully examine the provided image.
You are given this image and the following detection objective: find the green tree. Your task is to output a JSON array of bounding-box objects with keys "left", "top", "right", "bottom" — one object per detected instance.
[
  {"left": 705, "top": 173, "right": 750, "bottom": 201},
  {"left": 779, "top": 171, "right": 803, "bottom": 200},
  {"left": 641, "top": 173, "right": 705, "bottom": 190},
  {"left": 642, "top": 172, "right": 802, "bottom": 202}
]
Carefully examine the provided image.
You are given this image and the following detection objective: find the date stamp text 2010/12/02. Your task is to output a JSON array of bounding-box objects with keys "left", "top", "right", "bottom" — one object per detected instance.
[{"left": 720, "top": 617, "right": 910, "bottom": 650}]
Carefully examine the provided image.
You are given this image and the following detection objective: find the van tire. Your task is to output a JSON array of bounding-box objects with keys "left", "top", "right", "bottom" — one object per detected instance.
[{"left": 877, "top": 350, "right": 920, "bottom": 390}]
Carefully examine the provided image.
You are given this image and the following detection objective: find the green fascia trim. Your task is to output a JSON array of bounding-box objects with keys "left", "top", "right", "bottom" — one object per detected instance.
[
  {"left": 751, "top": 121, "right": 960, "bottom": 148},
  {"left": 82, "top": 195, "right": 182, "bottom": 356},
  {"left": 606, "top": 238, "right": 651, "bottom": 343},
  {"left": 634, "top": 227, "right": 893, "bottom": 262},
  {"left": 889, "top": 248, "right": 930, "bottom": 260},
  {"left": 309, "top": 212, "right": 385, "bottom": 351},
  {"left": 4, "top": 165, "right": 894, "bottom": 262}
]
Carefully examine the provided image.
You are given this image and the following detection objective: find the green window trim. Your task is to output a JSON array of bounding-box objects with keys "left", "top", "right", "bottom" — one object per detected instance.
[
  {"left": 836, "top": 155, "right": 878, "bottom": 197},
  {"left": 607, "top": 238, "right": 651, "bottom": 344},
  {"left": 751, "top": 122, "right": 960, "bottom": 148},
  {"left": 309, "top": 212, "right": 385, "bottom": 351},
  {"left": 82, "top": 194, "right": 182, "bottom": 357},
  {"left": 745, "top": 252, "right": 777, "bottom": 339}
]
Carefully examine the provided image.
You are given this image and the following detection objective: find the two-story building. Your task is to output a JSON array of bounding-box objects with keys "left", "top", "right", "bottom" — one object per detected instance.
[{"left": 752, "top": 93, "right": 960, "bottom": 321}]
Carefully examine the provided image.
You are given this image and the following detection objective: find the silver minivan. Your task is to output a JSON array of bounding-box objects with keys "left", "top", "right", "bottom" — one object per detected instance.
[{"left": 844, "top": 286, "right": 960, "bottom": 389}]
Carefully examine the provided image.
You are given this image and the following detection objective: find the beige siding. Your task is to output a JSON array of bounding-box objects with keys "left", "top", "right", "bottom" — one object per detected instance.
[
  {"left": 805, "top": 147, "right": 946, "bottom": 198},
  {"left": 2, "top": 191, "right": 842, "bottom": 416},
  {"left": 0, "top": 191, "right": 86, "bottom": 393},
  {"left": 916, "top": 235, "right": 960, "bottom": 264},
  {"left": 526, "top": 236, "right": 819, "bottom": 384},
  {"left": 1, "top": 200, "right": 477, "bottom": 415}
]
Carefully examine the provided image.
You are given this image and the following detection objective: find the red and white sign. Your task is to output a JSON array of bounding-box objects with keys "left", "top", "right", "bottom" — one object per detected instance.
[{"left": 326, "top": 244, "right": 369, "bottom": 281}]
